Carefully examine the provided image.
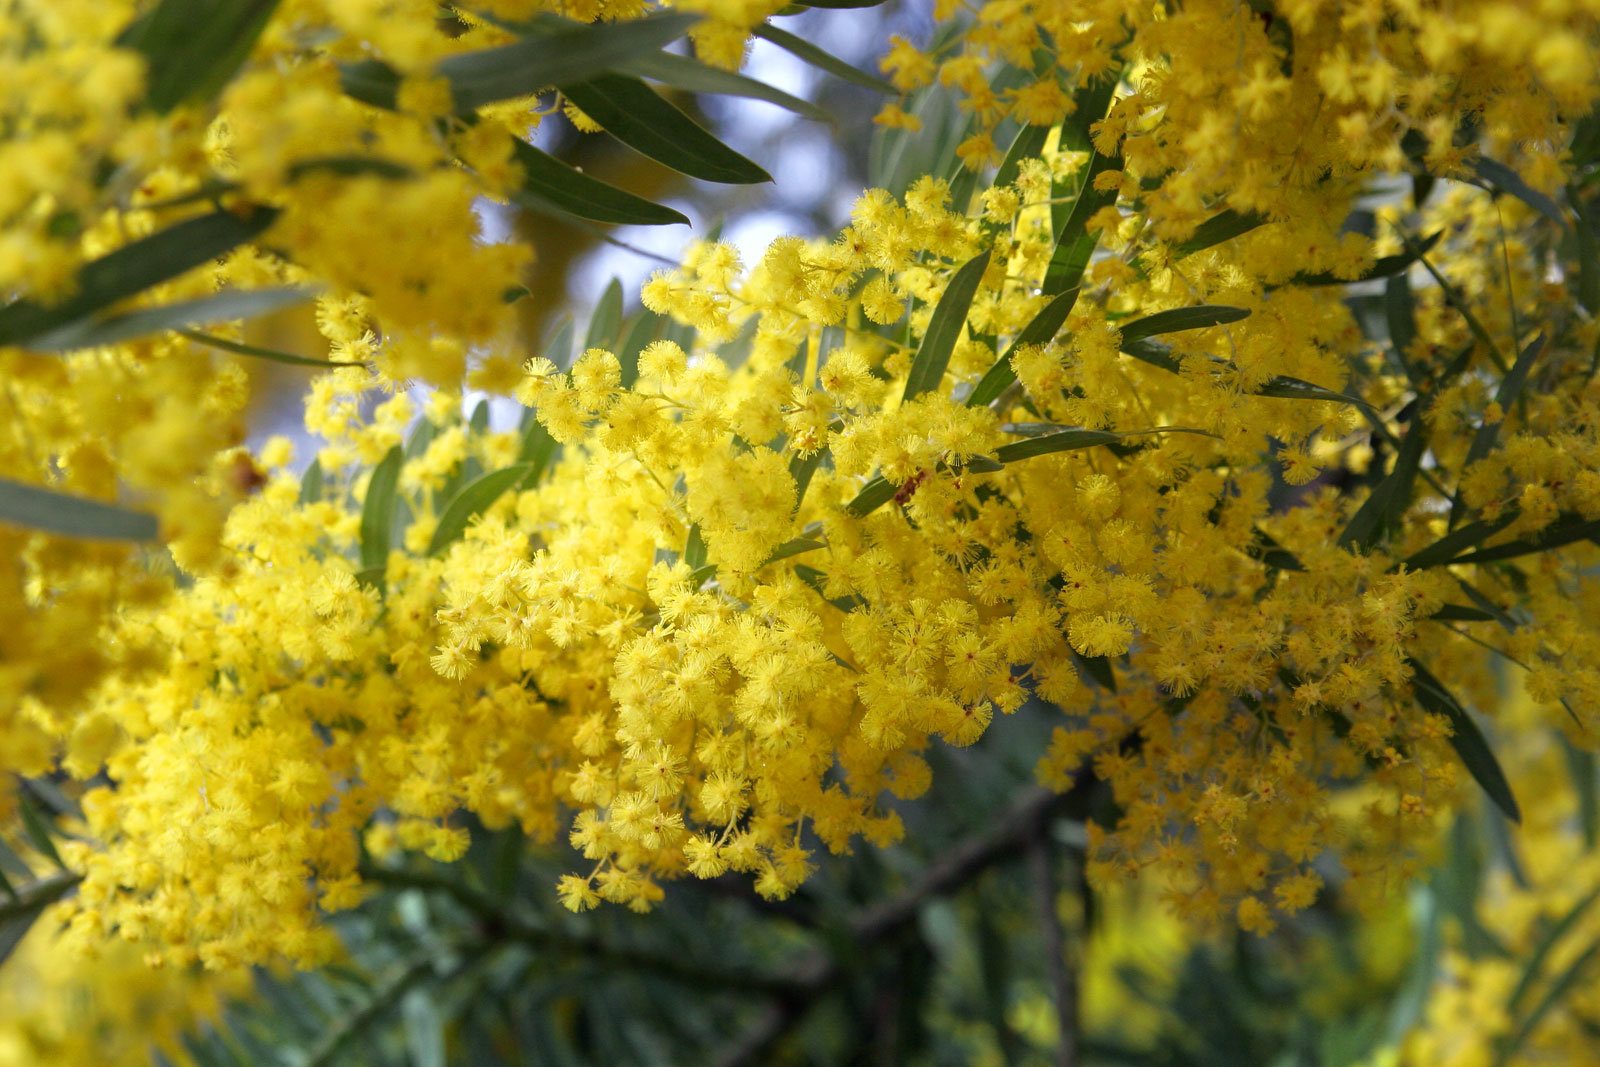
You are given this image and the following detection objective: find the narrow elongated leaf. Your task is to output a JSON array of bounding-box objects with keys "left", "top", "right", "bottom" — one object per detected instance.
[
  {"left": 1402, "top": 513, "right": 1519, "bottom": 570},
  {"left": 516, "top": 419, "right": 560, "bottom": 489},
  {"left": 561, "top": 75, "right": 771, "bottom": 184},
  {"left": 1118, "top": 305, "right": 1250, "bottom": 344},
  {"left": 0, "top": 872, "right": 80, "bottom": 969},
  {"left": 619, "top": 51, "right": 826, "bottom": 121},
  {"left": 995, "top": 429, "right": 1121, "bottom": 463},
  {"left": 1473, "top": 157, "right": 1566, "bottom": 228},
  {"left": 1386, "top": 274, "right": 1418, "bottom": 379},
  {"left": 1254, "top": 375, "right": 1367, "bottom": 406},
  {"left": 1042, "top": 153, "right": 1117, "bottom": 296},
  {"left": 790, "top": 449, "right": 823, "bottom": 511},
  {"left": 1498, "top": 943, "right": 1600, "bottom": 1066},
  {"left": 402, "top": 989, "right": 446, "bottom": 1067},
  {"left": 28, "top": 287, "right": 312, "bottom": 352},
  {"left": 1410, "top": 658, "right": 1521, "bottom": 823},
  {"left": 1339, "top": 411, "right": 1430, "bottom": 549},
  {"left": 903, "top": 247, "right": 991, "bottom": 401},
  {"left": 510, "top": 141, "right": 688, "bottom": 226},
  {"left": 994, "top": 123, "right": 1050, "bottom": 190},
  {"left": 766, "top": 537, "right": 825, "bottom": 565},
  {"left": 1429, "top": 603, "right": 1497, "bottom": 622},
  {"left": 617, "top": 312, "right": 660, "bottom": 389},
  {"left": 846, "top": 476, "right": 897, "bottom": 518},
  {"left": 586, "top": 279, "right": 625, "bottom": 353},
  {"left": 427, "top": 465, "right": 531, "bottom": 556},
  {"left": 1292, "top": 231, "right": 1443, "bottom": 286},
  {"left": 1453, "top": 335, "right": 1545, "bottom": 526},
  {"left": 0, "top": 478, "right": 158, "bottom": 541},
  {"left": 1448, "top": 513, "right": 1600, "bottom": 566},
  {"left": 683, "top": 523, "right": 708, "bottom": 571},
  {"left": 441, "top": 13, "right": 696, "bottom": 111},
  {"left": 1173, "top": 209, "right": 1267, "bottom": 258},
  {"left": 0, "top": 207, "right": 279, "bottom": 347},
  {"left": 179, "top": 328, "right": 353, "bottom": 368},
  {"left": 359, "top": 447, "right": 403, "bottom": 583},
  {"left": 123, "top": 0, "right": 280, "bottom": 113},
  {"left": 17, "top": 795, "right": 64, "bottom": 870},
  {"left": 1508, "top": 884, "right": 1600, "bottom": 1015},
  {"left": 752, "top": 24, "right": 897, "bottom": 95},
  {"left": 967, "top": 286, "right": 1079, "bottom": 407},
  {"left": 298, "top": 461, "right": 324, "bottom": 505},
  {"left": 1118, "top": 338, "right": 1183, "bottom": 374}
]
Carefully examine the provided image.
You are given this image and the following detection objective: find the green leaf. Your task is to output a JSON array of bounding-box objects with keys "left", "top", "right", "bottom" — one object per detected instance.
[
  {"left": 359, "top": 446, "right": 403, "bottom": 586},
  {"left": 17, "top": 793, "right": 64, "bottom": 870},
  {"left": 510, "top": 140, "right": 689, "bottom": 227},
  {"left": 751, "top": 24, "right": 897, "bottom": 95},
  {"left": 0, "top": 478, "right": 158, "bottom": 541},
  {"left": 1473, "top": 157, "right": 1566, "bottom": 228},
  {"left": 439, "top": 13, "right": 697, "bottom": 112},
  {"left": 1074, "top": 651, "right": 1117, "bottom": 691},
  {"left": 1452, "top": 334, "right": 1546, "bottom": 525},
  {"left": 586, "top": 279, "right": 625, "bottom": 353},
  {"left": 903, "top": 247, "right": 991, "bottom": 401},
  {"left": 994, "top": 429, "right": 1122, "bottom": 463},
  {"left": 1562, "top": 737, "right": 1599, "bottom": 848},
  {"left": 298, "top": 461, "right": 325, "bottom": 505},
  {"left": 1410, "top": 658, "right": 1521, "bottom": 824},
  {"left": 790, "top": 449, "right": 824, "bottom": 511},
  {"left": 0, "top": 207, "right": 279, "bottom": 347},
  {"left": 27, "top": 287, "right": 313, "bottom": 352},
  {"left": 617, "top": 312, "right": 660, "bottom": 389},
  {"left": 0, "top": 871, "right": 80, "bottom": 969},
  {"left": 122, "top": 0, "right": 280, "bottom": 113},
  {"left": 1507, "top": 883, "right": 1600, "bottom": 1016},
  {"left": 1429, "top": 603, "right": 1497, "bottom": 622},
  {"left": 1293, "top": 231, "right": 1443, "bottom": 286},
  {"left": 846, "top": 476, "right": 897, "bottom": 518},
  {"left": 1402, "top": 513, "right": 1519, "bottom": 570},
  {"left": 966, "top": 286, "right": 1079, "bottom": 407},
  {"left": 994, "top": 123, "right": 1051, "bottom": 190},
  {"left": 1117, "top": 338, "right": 1183, "bottom": 374},
  {"left": 1448, "top": 512, "right": 1600, "bottom": 566},
  {"left": 402, "top": 989, "right": 446, "bottom": 1067},
  {"left": 619, "top": 51, "right": 826, "bottom": 122},
  {"left": 561, "top": 75, "right": 771, "bottom": 184},
  {"left": 427, "top": 464, "right": 531, "bottom": 557},
  {"left": 1254, "top": 375, "right": 1368, "bottom": 406},
  {"left": 1172, "top": 209, "right": 1268, "bottom": 259},
  {"left": 178, "top": 328, "right": 354, "bottom": 368},
  {"left": 1042, "top": 153, "right": 1117, "bottom": 296},
  {"left": 1339, "top": 410, "right": 1429, "bottom": 549},
  {"left": 684, "top": 523, "right": 708, "bottom": 571},
  {"left": 1118, "top": 305, "right": 1250, "bottom": 344},
  {"left": 1385, "top": 273, "right": 1418, "bottom": 379},
  {"left": 516, "top": 419, "right": 560, "bottom": 489},
  {"left": 765, "top": 537, "right": 825, "bottom": 565},
  {"left": 1498, "top": 941, "right": 1600, "bottom": 1066}
]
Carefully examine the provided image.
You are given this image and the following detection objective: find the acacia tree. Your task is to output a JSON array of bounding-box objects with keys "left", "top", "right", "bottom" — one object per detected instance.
[{"left": 2, "top": 0, "right": 1600, "bottom": 1064}]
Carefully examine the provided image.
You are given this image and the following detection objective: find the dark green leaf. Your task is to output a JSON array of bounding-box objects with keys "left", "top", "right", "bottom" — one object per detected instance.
[
  {"left": 1453, "top": 335, "right": 1545, "bottom": 527},
  {"left": 0, "top": 872, "right": 80, "bottom": 969},
  {"left": 586, "top": 279, "right": 625, "bottom": 352},
  {"left": 1508, "top": 884, "right": 1600, "bottom": 1015},
  {"left": 1074, "top": 651, "right": 1117, "bottom": 691},
  {"left": 790, "top": 449, "right": 823, "bottom": 511},
  {"left": 1449, "top": 513, "right": 1600, "bottom": 566},
  {"left": 561, "top": 75, "right": 771, "bottom": 184},
  {"left": 995, "top": 429, "right": 1121, "bottom": 463},
  {"left": 0, "top": 207, "right": 279, "bottom": 347},
  {"left": 1385, "top": 274, "right": 1418, "bottom": 379},
  {"left": 966, "top": 286, "right": 1079, "bottom": 407},
  {"left": 1118, "top": 338, "right": 1182, "bottom": 374},
  {"left": 298, "top": 461, "right": 324, "bottom": 505},
  {"left": 0, "top": 478, "right": 158, "bottom": 541},
  {"left": 510, "top": 140, "right": 689, "bottom": 226},
  {"left": 765, "top": 537, "right": 825, "bottom": 564},
  {"left": 516, "top": 419, "right": 560, "bottom": 488},
  {"left": 1498, "top": 942, "right": 1600, "bottom": 1066},
  {"left": 440, "top": 13, "right": 696, "bottom": 111},
  {"left": 359, "top": 446, "right": 403, "bottom": 585},
  {"left": 17, "top": 794, "right": 64, "bottom": 870},
  {"left": 285, "top": 155, "right": 415, "bottom": 182},
  {"left": 123, "top": 0, "right": 279, "bottom": 113},
  {"left": 752, "top": 24, "right": 897, "bottom": 94},
  {"left": 1292, "top": 230, "right": 1442, "bottom": 286},
  {"left": 903, "top": 247, "right": 991, "bottom": 401},
  {"left": 1042, "top": 153, "right": 1117, "bottom": 296},
  {"left": 846, "top": 476, "right": 897, "bottom": 518},
  {"left": 1118, "top": 305, "right": 1250, "bottom": 344},
  {"left": 1402, "top": 513, "right": 1519, "bottom": 570},
  {"left": 1339, "top": 410, "right": 1429, "bottom": 549},
  {"left": 619, "top": 51, "right": 826, "bottom": 121},
  {"left": 180, "top": 328, "right": 355, "bottom": 368},
  {"left": 28, "top": 287, "right": 313, "bottom": 352},
  {"left": 684, "top": 523, "right": 708, "bottom": 571},
  {"left": 1410, "top": 658, "right": 1521, "bottom": 824},
  {"left": 1429, "top": 603, "right": 1497, "bottom": 622},
  {"left": 994, "top": 123, "right": 1050, "bottom": 190},
  {"left": 427, "top": 464, "right": 531, "bottom": 556},
  {"left": 1472, "top": 157, "right": 1566, "bottom": 228},
  {"left": 617, "top": 312, "right": 660, "bottom": 389},
  {"left": 1561, "top": 737, "right": 1599, "bottom": 849},
  {"left": 1254, "top": 375, "right": 1368, "bottom": 406},
  {"left": 1172, "top": 209, "right": 1268, "bottom": 258}
]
